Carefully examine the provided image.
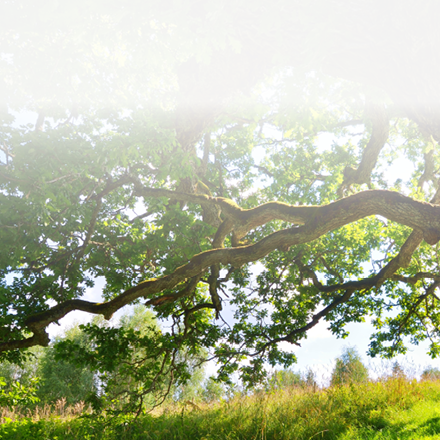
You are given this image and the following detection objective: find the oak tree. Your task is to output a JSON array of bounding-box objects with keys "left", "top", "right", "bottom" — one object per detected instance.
[{"left": 1, "top": 1, "right": 440, "bottom": 404}]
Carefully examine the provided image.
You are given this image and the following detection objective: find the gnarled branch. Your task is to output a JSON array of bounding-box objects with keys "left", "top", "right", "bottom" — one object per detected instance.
[{"left": 3, "top": 189, "right": 440, "bottom": 354}]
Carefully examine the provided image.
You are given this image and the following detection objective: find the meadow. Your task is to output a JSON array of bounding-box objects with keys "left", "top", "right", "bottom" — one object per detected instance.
[{"left": 2, "top": 376, "right": 440, "bottom": 439}]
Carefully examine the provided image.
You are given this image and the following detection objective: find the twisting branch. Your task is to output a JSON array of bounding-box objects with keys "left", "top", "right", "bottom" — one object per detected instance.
[
  {"left": 134, "top": 186, "right": 440, "bottom": 244},
  {"left": 291, "top": 187, "right": 440, "bottom": 310},
  {"left": 144, "top": 276, "right": 201, "bottom": 307},
  {"left": 391, "top": 272, "right": 440, "bottom": 285},
  {"left": 3, "top": 188, "right": 440, "bottom": 354}
]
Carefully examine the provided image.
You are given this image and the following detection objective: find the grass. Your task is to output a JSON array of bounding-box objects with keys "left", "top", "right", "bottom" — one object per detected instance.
[{"left": 2, "top": 378, "right": 440, "bottom": 439}]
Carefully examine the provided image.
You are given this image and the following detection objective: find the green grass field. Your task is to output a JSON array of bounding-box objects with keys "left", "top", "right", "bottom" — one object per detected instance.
[{"left": 2, "top": 378, "right": 440, "bottom": 439}]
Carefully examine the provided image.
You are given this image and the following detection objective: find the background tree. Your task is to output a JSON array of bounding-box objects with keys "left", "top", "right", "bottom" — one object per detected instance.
[
  {"left": 202, "top": 377, "right": 226, "bottom": 403},
  {"left": 390, "top": 361, "right": 406, "bottom": 379},
  {"left": 266, "top": 369, "right": 303, "bottom": 391},
  {"left": 330, "top": 347, "right": 369, "bottom": 387},
  {"left": 0, "top": 346, "right": 43, "bottom": 391},
  {"left": 36, "top": 325, "right": 96, "bottom": 405},
  {"left": 166, "top": 338, "right": 209, "bottom": 403},
  {"left": 1, "top": 0, "right": 440, "bottom": 410},
  {"left": 0, "top": 345, "right": 43, "bottom": 410},
  {"left": 421, "top": 367, "right": 440, "bottom": 381},
  {"left": 97, "top": 305, "right": 160, "bottom": 407}
]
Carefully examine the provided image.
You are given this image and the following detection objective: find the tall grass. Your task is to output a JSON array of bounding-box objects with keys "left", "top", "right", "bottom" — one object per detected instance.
[
  {"left": 0, "top": 397, "right": 90, "bottom": 424},
  {"left": 2, "top": 378, "right": 440, "bottom": 439}
]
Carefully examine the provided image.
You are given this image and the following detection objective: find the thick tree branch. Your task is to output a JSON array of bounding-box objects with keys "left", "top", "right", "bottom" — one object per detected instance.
[
  {"left": 3, "top": 189, "right": 440, "bottom": 354},
  {"left": 259, "top": 187, "right": 440, "bottom": 352},
  {"left": 136, "top": 186, "right": 440, "bottom": 243}
]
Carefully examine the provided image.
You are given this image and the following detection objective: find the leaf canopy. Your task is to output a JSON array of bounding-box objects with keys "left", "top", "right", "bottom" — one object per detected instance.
[{"left": 1, "top": 0, "right": 440, "bottom": 398}]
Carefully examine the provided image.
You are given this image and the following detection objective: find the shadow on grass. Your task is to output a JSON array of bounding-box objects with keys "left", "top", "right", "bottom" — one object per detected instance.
[
  {"left": 380, "top": 415, "right": 440, "bottom": 440},
  {"left": 419, "top": 416, "right": 440, "bottom": 435}
]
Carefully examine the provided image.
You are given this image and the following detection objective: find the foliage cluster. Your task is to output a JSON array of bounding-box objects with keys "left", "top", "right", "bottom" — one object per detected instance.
[
  {"left": 0, "top": 377, "right": 39, "bottom": 409},
  {"left": 0, "top": 306, "right": 223, "bottom": 415}
]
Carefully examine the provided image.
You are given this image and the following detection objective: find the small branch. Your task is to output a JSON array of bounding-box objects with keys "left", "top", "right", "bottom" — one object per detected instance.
[
  {"left": 286, "top": 289, "right": 355, "bottom": 342},
  {"left": 418, "top": 137, "right": 438, "bottom": 189},
  {"left": 90, "top": 174, "right": 134, "bottom": 201},
  {"left": 208, "top": 264, "right": 222, "bottom": 317},
  {"left": 75, "top": 199, "right": 102, "bottom": 262},
  {"left": 393, "top": 282, "right": 440, "bottom": 345},
  {"left": 391, "top": 272, "right": 440, "bottom": 285},
  {"left": 129, "top": 210, "right": 154, "bottom": 223},
  {"left": 144, "top": 275, "right": 201, "bottom": 307},
  {"left": 339, "top": 101, "right": 390, "bottom": 195},
  {"left": 252, "top": 165, "right": 274, "bottom": 178}
]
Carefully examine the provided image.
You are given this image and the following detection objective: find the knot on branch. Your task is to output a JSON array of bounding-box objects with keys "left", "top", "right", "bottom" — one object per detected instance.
[{"left": 423, "top": 228, "right": 440, "bottom": 245}]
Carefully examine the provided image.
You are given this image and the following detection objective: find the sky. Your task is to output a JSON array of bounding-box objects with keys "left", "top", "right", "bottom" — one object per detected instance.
[{"left": 9, "top": 83, "right": 440, "bottom": 386}]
